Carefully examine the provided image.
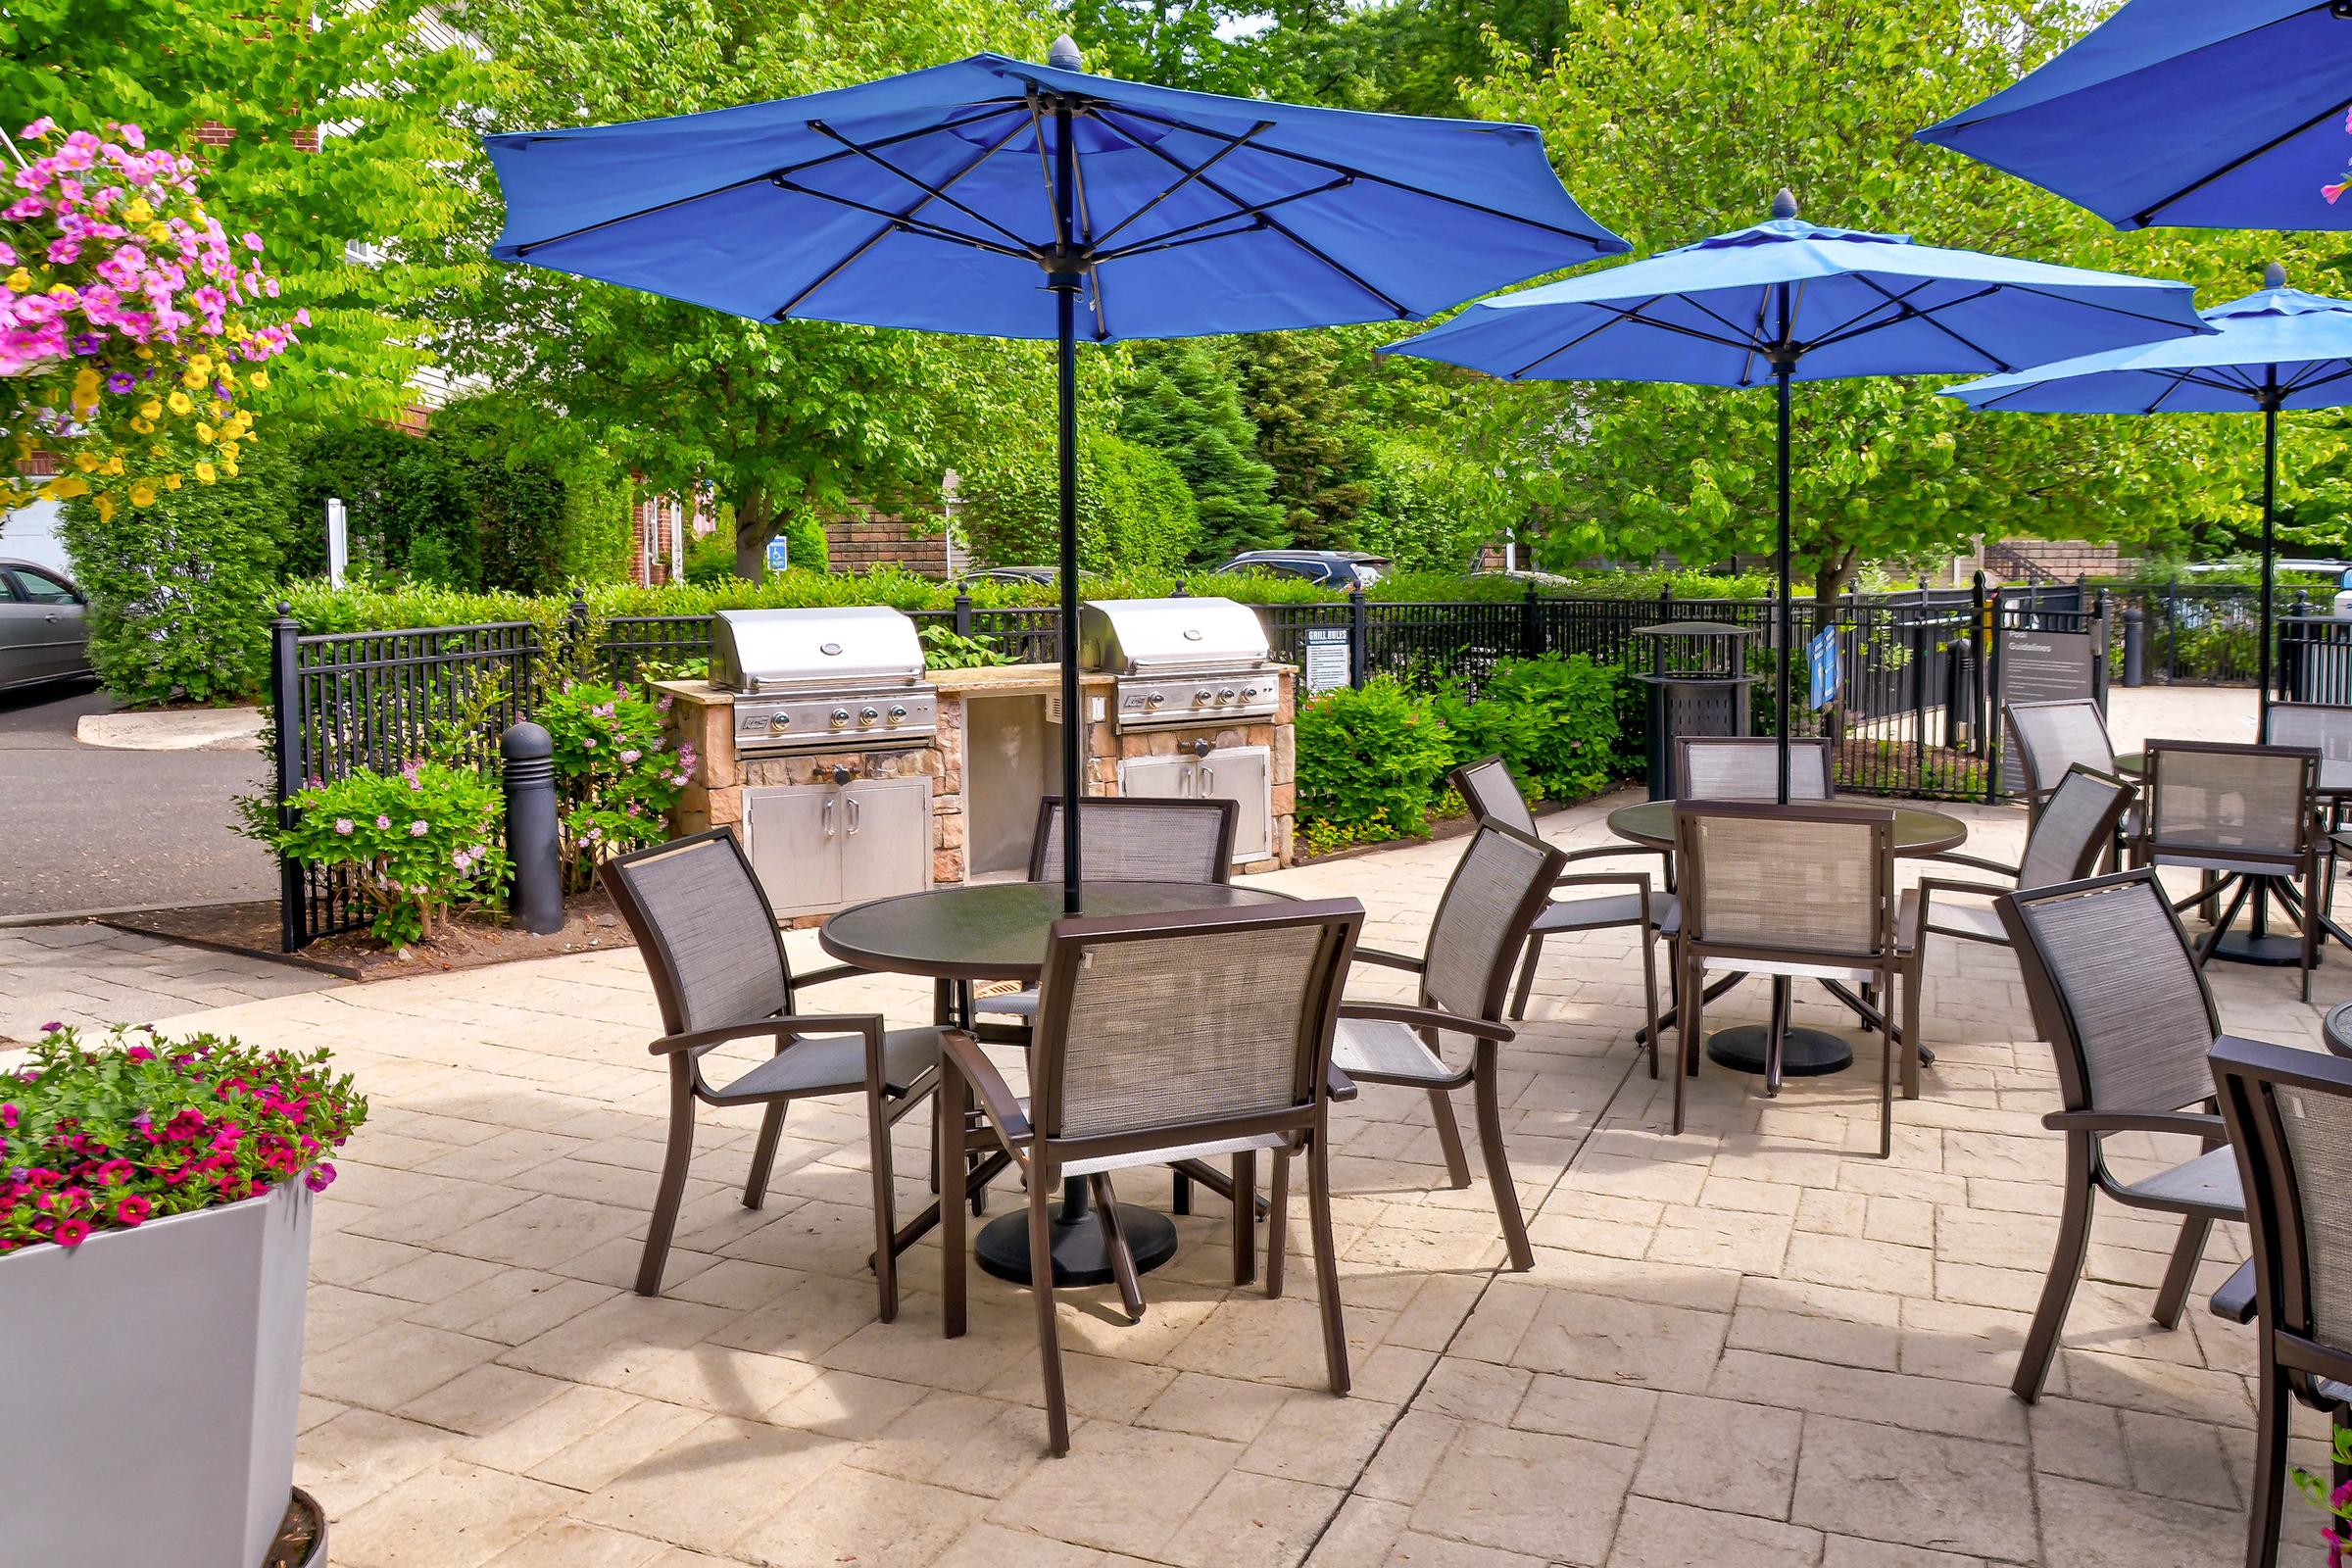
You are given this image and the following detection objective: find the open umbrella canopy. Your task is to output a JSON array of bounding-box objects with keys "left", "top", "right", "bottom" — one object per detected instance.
[
  {"left": 1915, "top": 0, "right": 2352, "bottom": 231},
  {"left": 483, "top": 46, "right": 1627, "bottom": 340},
  {"left": 1385, "top": 203, "right": 2212, "bottom": 382}
]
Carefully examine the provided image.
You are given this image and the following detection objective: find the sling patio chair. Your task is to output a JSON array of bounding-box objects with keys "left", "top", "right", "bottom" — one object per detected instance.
[
  {"left": 1671, "top": 801, "right": 1901, "bottom": 1153},
  {"left": 2142, "top": 740, "right": 2328, "bottom": 1000},
  {"left": 602, "top": 828, "right": 940, "bottom": 1319},
  {"left": 1994, "top": 868, "right": 2245, "bottom": 1403},
  {"left": 935, "top": 898, "right": 1365, "bottom": 1455},
  {"left": 1894, "top": 763, "right": 2132, "bottom": 1098},
  {"left": 2210, "top": 1036, "right": 2352, "bottom": 1568},
  {"left": 1675, "top": 735, "right": 1835, "bottom": 801},
  {"left": 2006, "top": 696, "right": 2126, "bottom": 814},
  {"left": 2269, "top": 701, "right": 2352, "bottom": 919},
  {"left": 1451, "top": 755, "right": 1669, "bottom": 1070},
  {"left": 1332, "top": 821, "right": 1566, "bottom": 1272}
]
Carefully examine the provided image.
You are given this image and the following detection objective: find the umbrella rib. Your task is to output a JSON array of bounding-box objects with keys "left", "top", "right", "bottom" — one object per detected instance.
[
  {"left": 2130, "top": 87, "right": 2352, "bottom": 226},
  {"left": 1091, "top": 177, "right": 1348, "bottom": 263},
  {"left": 773, "top": 114, "right": 1039, "bottom": 319},
  {"left": 1796, "top": 277, "right": 1944, "bottom": 354},
  {"left": 760, "top": 100, "right": 1029, "bottom": 182},
  {"left": 2281, "top": 360, "right": 2352, "bottom": 398},
  {"left": 765, "top": 181, "right": 1033, "bottom": 260},
  {"left": 808, "top": 120, "right": 1036, "bottom": 253},
  {"left": 1104, "top": 101, "right": 1620, "bottom": 251},
  {"left": 1063, "top": 131, "right": 1111, "bottom": 341},
  {"left": 1502, "top": 298, "right": 1756, "bottom": 379},
  {"left": 1836, "top": 276, "right": 2013, "bottom": 368},
  {"left": 1086, "top": 115, "right": 1273, "bottom": 249}
]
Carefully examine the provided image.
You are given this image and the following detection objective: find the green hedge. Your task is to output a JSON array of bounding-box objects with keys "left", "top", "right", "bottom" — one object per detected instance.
[{"left": 959, "top": 430, "right": 1200, "bottom": 574}]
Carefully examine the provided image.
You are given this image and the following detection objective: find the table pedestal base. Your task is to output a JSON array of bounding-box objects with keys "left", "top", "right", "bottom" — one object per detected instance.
[
  {"left": 974, "top": 1201, "right": 1179, "bottom": 1288},
  {"left": 1705, "top": 1024, "right": 1854, "bottom": 1077},
  {"left": 2210, "top": 930, "right": 2306, "bottom": 966}
]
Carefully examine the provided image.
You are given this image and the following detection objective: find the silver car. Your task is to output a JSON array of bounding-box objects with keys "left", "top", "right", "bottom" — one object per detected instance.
[{"left": 0, "top": 559, "right": 91, "bottom": 690}]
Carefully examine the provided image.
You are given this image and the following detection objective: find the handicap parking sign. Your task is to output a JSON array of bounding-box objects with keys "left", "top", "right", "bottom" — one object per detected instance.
[
  {"left": 765, "top": 536, "right": 790, "bottom": 573},
  {"left": 1807, "top": 626, "right": 1840, "bottom": 710}
]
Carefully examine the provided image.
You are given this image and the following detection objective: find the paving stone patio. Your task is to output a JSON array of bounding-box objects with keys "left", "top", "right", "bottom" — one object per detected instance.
[{"left": 111, "top": 780, "right": 2352, "bottom": 1568}]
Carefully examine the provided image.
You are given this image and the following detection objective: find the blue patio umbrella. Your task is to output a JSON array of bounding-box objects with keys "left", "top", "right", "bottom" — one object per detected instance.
[
  {"left": 482, "top": 38, "right": 1625, "bottom": 913},
  {"left": 1948, "top": 265, "right": 2352, "bottom": 709},
  {"left": 1916, "top": 0, "right": 2352, "bottom": 231},
  {"left": 1385, "top": 191, "right": 2210, "bottom": 803}
]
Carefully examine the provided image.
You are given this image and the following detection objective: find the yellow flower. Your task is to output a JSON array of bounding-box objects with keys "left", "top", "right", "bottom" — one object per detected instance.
[
  {"left": 124, "top": 197, "right": 153, "bottom": 223},
  {"left": 195, "top": 421, "right": 216, "bottom": 444},
  {"left": 167, "top": 390, "right": 193, "bottom": 416},
  {"left": 102, "top": 454, "right": 123, "bottom": 475},
  {"left": 188, "top": 354, "right": 212, "bottom": 376},
  {"left": 128, "top": 480, "right": 157, "bottom": 508},
  {"left": 129, "top": 417, "right": 154, "bottom": 434},
  {"left": 248, "top": 368, "right": 270, "bottom": 390},
  {"left": 194, "top": 462, "right": 218, "bottom": 485},
  {"left": 164, "top": 472, "right": 182, "bottom": 491},
  {"left": 179, "top": 366, "right": 208, "bottom": 389},
  {"left": 138, "top": 400, "right": 161, "bottom": 421},
  {"left": 94, "top": 492, "right": 116, "bottom": 523},
  {"left": 134, "top": 345, "right": 154, "bottom": 361},
  {"left": 42, "top": 475, "right": 88, "bottom": 501},
  {"left": 221, "top": 460, "right": 239, "bottom": 478},
  {"left": 73, "top": 451, "right": 99, "bottom": 472},
  {"left": 145, "top": 222, "right": 170, "bottom": 243},
  {"left": 4, "top": 269, "right": 28, "bottom": 292}
]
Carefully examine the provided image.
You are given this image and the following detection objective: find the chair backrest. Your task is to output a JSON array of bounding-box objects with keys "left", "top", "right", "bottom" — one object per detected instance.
[
  {"left": 2210, "top": 1037, "right": 2352, "bottom": 1383},
  {"left": 1675, "top": 736, "right": 1834, "bottom": 801},
  {"left": 1030, "top": 796, "right": 1238, "bottom": 884},
  {"left": 2264, "top": 701, "right": 2352, "bottom": 794},
  {"left": 2143, "top": 740, "right": 2317, "bottom": 863},
  {"left": 1673, "top": 802, "right": 1895, "bottom": 959},
  {"left": 1027, "top": 899, "right": 1363, "bottom": 1146},
  {"left": 2005, "top": 698, "right": 2116, "bottom": 800},
  {"left": 602, "top": 828, "right": 792, "bottom": 1037},
  {"left": 1449, "top": 755, "right": 1538, "bottom": 836},
  {"left": 1419, "top": 823, "right": 1570, "bottom": 1024},
  {"left": 1996, "top": 869, "right": 2220, "bottom": 1117},
  {"left": 2014, "top": 764, "right": 2134, "bottom": 891}
]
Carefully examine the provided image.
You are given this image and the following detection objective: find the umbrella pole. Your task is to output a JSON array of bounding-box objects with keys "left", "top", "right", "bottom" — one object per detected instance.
[
  {"left": 2259, "top": 394, "right": 2278, "bottom": 718},
  {"left": 1052, "top": 102, "right": 1084, "bottom": 915},
  {"left": 1776, "top": 363, "right": 1794, "bottom": 807}
]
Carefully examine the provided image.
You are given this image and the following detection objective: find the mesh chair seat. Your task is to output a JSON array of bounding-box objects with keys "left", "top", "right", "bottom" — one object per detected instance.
[
  {"left": 708, "top": 1027, "right": 939, "bottom": 1102},
  {"left": 1531, "top": 891, "right": 1680, "bottom": 936},
  {"left": 975, "top": 987, "right": 1040, "bottom": 1019},
  {"left": 1063, "top": 1129, "right": 1290, "bottom": 1177},
  {"left": 2114, "top": 1145, "right": 2242, "bottom": 1213},
  {"left": 1898, "top": 891, "right": 2004, "bottom": 946},
  {"left": 1332, "top": 1015, "right": 1453, "bottom": 1083}
]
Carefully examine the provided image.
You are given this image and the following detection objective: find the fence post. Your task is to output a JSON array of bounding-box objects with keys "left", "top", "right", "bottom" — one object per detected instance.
[
  {"left": 953, "top": 586, "right": 972, "bottom": 640},
  {"left": 1348, "top": 586, "right": 1368, "bottom": 688},
  {"left": 502, "top": 722, "right": 565, "bottom": 934},
  {"left": 2286, "top": 588, "right": 2312, "bottom": 702},
  {"left": 564, "top": 586, "right": 589, "bottom": 674},
  {"left": 2092, "top": 588, "right": 2111, "bottom": 707},
  {"left": 1171, "top": 577, "right": 1191, "bottom": 598},
  {"left": 270, "top": 603, "right": 306, "bottom": 953},
  {"left": 2123, "top": 608, "right": 2146, "bottom": 687},
  {"left": 2165, "top": 577, "right": 2180, "bottom": 682},
  {"left": 1521, "top": 580, "right": 1542, "bottom": 660}
]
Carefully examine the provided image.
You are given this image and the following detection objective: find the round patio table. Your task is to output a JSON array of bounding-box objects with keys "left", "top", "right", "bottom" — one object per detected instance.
[
  {"left": 2114, "top": 752, "right": 2341, "bottom": 965},
  {"left": 820, "top": 880, "right": 1292, "bottom": 1288},
  {"left": 1607, "top": 799, "right": 1968, "bottom": 1079}
]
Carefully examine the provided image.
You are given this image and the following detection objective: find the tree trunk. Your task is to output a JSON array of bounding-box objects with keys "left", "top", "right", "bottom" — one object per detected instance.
[{"left": 732, "top": 484, "right": 776, "bottom": 580}]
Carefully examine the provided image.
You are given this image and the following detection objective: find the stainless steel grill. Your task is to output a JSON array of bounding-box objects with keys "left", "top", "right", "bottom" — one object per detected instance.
[
  {"left": 710, "top": 607, "right": 937, "bottom": 756},
  {"left": 1078, "top": 596, "right": 1277, "bottom": 731}
]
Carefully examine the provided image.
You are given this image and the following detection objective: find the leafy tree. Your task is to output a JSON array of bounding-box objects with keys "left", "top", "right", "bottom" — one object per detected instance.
[
  {"left": 1115, "top": 341, "right": 1285, "bottom": 560},
  {"left": 1349, "top": 434, "right": 1514, "bottom": 571},
  {"left": 1458, "top": 0, "right": 2329, "bottom": 605},
  {"left": 0, "top": 0, "right": 491, "bottom": 434},
  {"left": 1236, "top": 333, "right": 1372, "bottom": 548},
  {"left": 443, "top": 0, "right": 1057, "bottom": 580},
  {"left": 960, "top": 429, "right": 1200, "bottom": 571}
]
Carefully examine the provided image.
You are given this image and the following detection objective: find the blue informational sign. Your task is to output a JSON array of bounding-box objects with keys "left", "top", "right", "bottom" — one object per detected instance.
[
  {"left": 1807, "top": 626, "right": 1840, "bottom": 710},
  {"left": 765, "top": 537, "right": 791, "bottom": 574}
]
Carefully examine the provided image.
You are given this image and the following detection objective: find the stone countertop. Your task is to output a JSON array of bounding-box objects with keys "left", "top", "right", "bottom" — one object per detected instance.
[{"left": 654, "top": 666, "right": 1120, "bottom": 708}]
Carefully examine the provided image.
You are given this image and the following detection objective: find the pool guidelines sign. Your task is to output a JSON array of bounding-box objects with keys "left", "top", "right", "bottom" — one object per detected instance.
[{"left": 1998, "top": 624, "right": 2103, "bottom": 793}]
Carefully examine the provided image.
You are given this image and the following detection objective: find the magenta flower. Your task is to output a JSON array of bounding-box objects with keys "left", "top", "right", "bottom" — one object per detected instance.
[
  {"left": 333, "top": 818, "right": 354, "bottom": 836},
  {"left": 51, "top": 1216, "right": 89, "bottom": 1246},
  {"left": 374, "top": 814, "right": 391, "bottom": 830},
  {"left": 408, "top": 820, "right": 428, "bottom": 837}
]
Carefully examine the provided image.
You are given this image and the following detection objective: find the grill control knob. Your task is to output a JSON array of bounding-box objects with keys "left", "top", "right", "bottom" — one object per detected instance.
[
  {"left": 829, "top": 708, "right": 851, "bottom": 729},
  {"left": 768, "top": 712, "right": 792, "bottom": 731},
  {"left": 886, "top": 705, "right": 908, "bottom": 723},
  {"left": 1241, "top": 685, "right": 1259, "bottom": 700},
  {"left": 1194, "top": 689, "right": 1213, "bottom": 705},
  {"left": 1218, "top": 687, "right": 1237, "bottom": 703},
  {"left": 1144, "top": 691, "right": 1165, "bottom": 708},
  {"left": 857, "top": 706, "right": 880, "bottom": 727}
]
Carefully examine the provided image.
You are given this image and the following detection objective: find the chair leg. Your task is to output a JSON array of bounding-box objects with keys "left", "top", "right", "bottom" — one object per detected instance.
[
  {"left": 1675, "top": 956, "right": 1705, "bottom": 1137},
  {"left": 1028, "top": 1178, "right": 1070, "bottom": 1455},
  {"left": 938, "top": 1059, "right": 968, "bottom": 1340},
  {"left": 2304, "top": 866, "right": 2321, "bottom": 1004},
  {"left": 1429, "top": 1087, "right": 1472, "bottom": 1189},
  {"left": 1901, "top": 950, "right": 1925, "bottom": 1102},
  {"left": 2012, "top": 1137, "right": 2097, "bottom": 1403},
  {"left": 1306, "top": 1126, "right": 1349, "bottom": 1396},
  {"left": 1474, "top": 1050, "right": 1534, "bottom": 1272},
  {"left": 865, "top": 1066, "right": 900, "bottom": 1325},
  {"left": 744, "top": 1101, "right": 787, "bottom": 1209},
  {"left": 2152, "top": 1213, "right": 2213, "bottom": 1331},
  {"left": 1763, "top": 976, "right": 1792, "bottom": 1099},
  {"left": 1091, "top": 1174, "right": 1144, "bottom": 1322},
  {"left": 636, "top": 1068, "right": 698, "bottom": 1298},
  {"left": 1173, "top": 1169, "right": 1192, "bottom": 1216},
  {"left": 2245, "top": 1360, "right": 2289, "bottom": 1568},
  {"left": 1637, "top": 929, "right": 1661, "bottom": 1080},
  {"left": 1265, "top": 1148, "right": 1291, "bottom": 1299},
  {"left": 1231, "top": 1150, "right": 1258, "bottom": 1288},
  {"left": 1510, "top": 934, "right": 1544, "bottom": 1021},
  {"left": 1877, "top": 964, "right": 1895, "bottom": 1160}
]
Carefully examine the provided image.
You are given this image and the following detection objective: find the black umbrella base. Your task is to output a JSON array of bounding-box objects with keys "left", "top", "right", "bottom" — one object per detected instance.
[
  {"left": 2210, "top": 931, "right": 2307, "bottom": 966},
  {"left": 974, "top": 1202, "right": 1179, "bottom": 1287},
  {"left": 1706, "top": 1023, "right": 1854, "bottom": 1077}
]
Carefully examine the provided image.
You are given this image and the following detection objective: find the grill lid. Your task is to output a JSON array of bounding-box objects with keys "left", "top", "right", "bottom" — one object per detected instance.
[
  {"left": 1078, "top": 596, "right": 1269, "bottom": 674},
  {"left": 711, "top": 606, "right": 926, "bottom": 694}
]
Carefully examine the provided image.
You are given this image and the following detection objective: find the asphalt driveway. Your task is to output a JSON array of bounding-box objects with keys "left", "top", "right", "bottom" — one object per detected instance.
[{"left": 0, "top": 682, "right": 278, "bottom": 918}]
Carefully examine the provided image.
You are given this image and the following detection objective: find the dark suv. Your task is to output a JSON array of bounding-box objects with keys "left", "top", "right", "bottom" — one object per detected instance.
[{"left": 1211, "top": 550, "right": 1390, "bottom": 590}]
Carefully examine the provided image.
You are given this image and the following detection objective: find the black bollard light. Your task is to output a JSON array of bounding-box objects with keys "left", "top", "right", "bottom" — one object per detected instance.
[
  {"left": 2121, "top": 607, "right": 2145, "bottom": 689},
  {"left": 502, "top": 721, "right": 564, "bottom": 935}
]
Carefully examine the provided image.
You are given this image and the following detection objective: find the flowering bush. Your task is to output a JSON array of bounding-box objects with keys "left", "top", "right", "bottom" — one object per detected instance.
[
  {"left": 0, "top": 1025, "right": 366, "bottom": 1255},
  {"left": 0, "top": 120, "right": 302, "bottom": 517},
  {"left": 542, "top": 679, "right": 694, "bottom": 891},
  {"left": 2297, "top": 1429, "right": 2352, "bottom": 1564},
  {"left": 269, "top": 760, "right": 512, "bottom": 946}
]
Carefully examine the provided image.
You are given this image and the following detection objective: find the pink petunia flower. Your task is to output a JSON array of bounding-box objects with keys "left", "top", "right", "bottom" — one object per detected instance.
[
  {"left": 51, "top": 1216, "right": 89, "bottom": 1246},
  {"left": 334, "top": 818, "right": 354, "bottom": 835},
  {"left": 408, "top": 820, "right": 428, "bottom": 837},
  {"left": 374, "top": 815, "right": 391, "bottom": 830}
]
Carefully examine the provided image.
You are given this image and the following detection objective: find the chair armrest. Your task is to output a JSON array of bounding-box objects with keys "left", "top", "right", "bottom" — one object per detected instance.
[
  {"left": 1341, "top": 1000, "right": 1514, "bottom": 1042},
  {"left": 1353, "top": 948, "right": 1427, "bottom": 974},
  {"left": 791, "top": 963, "right": 868, "bottom": 991},
  {"left": 1557, "top": 842, "right": 1667, "bottom": 869},
  {"left": 939, "top": 1029, "right": 1031, "bottom": 1142},
  {"left": 1917, "top": 875, "right": 2015, "bottom": 904},
  {"left": 2041, "top": 1109, "right": 2227, "bottom": 1138},
  {"left": 650, "top": 1013, "right": 882, "bottom": 1057},
  {"left": 1922, "top": 851, "right": 2020, "bottom": 878},
  {"left": 1326, "top": 1063, "right": 1358, "bottom": 1102},
  {"left": 1551, "top": 871, "right": 1654, "bottom": 894},
  {"left": 2209, "top": 1258, "right": 2257, "bottom": 1324}
]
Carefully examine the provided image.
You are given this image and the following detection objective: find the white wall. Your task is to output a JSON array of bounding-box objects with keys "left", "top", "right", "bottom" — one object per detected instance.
[{"left": 0, "top": 498, "right": 72, "bottom": 577}]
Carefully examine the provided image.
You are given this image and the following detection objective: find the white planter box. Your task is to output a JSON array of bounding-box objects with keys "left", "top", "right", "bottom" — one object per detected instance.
[{"left": 0, "top": 1179, "right": 315, "bottom": 1567}]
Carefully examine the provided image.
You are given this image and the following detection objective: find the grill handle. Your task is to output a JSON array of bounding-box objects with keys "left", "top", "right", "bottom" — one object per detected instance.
[{"left": 822, "top": 798, "right": 835, "bottom": 838}]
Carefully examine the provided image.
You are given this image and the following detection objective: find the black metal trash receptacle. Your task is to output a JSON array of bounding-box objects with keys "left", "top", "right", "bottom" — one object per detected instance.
[{"left": 1635, "top": 621, "right": 1761, "bottom": 800}]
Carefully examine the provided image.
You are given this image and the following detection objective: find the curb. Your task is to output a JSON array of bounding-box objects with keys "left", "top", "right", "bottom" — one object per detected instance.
[{"left": 74, "top": 707, "right": 264, "bottom": 752}]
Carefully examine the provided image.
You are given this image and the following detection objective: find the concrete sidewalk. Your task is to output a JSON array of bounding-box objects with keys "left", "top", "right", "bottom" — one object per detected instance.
[{"left": 0, "top": 922, "right": 329, "bottom": 1042}]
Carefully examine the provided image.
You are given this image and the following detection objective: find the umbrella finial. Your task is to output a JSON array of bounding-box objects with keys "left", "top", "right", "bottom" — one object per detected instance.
[
  {"left": 2265, "top": 261, "right": 2288, "bottom": 290},
  {"left": 1049, "top": 34, "right": 1085, "bottom": 70},
  {"left": 1772, "top": 187, "right": 1799, "bottom": 220}
]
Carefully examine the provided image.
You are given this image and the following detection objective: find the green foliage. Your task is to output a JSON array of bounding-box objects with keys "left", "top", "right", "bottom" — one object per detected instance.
[
  {"left": 1435, "top": 656, "right": 1625, "bottom": 801},
  {"left": 266, "top": 761, "right": 513, "bottom": 947},
  {"left": 1116, "top": 341, "right": 1286, "bottom": 561},
  {"left": 1237, "top": 332, "right": 1372, "bottom": 549},
  {"left": 540, "top": 680, "right": 694, "bottom": 892},
  {"left": 1293, "top": 678, "right": 1458, "bottom": 854},
  {"left": 1348, "top": 436, "right": 1515, "bottom": 572},
  {"left": 683, "top": 527, "right": 741, "bottom": 588},
  {"left": 919, "top": 624, "right": 1015, "bottom": 669},
  {"left": 959, "top": 430, "right": 1200, "bottom": 572},
  {"left": 0, "top": 1026, "right": 367, "bottom": 1255},
  {"left": 59, "top": 440, "right": 297, "bottom": 705}
]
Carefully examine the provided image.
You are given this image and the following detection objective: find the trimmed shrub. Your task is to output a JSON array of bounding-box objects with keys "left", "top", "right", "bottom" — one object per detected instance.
[
  {"left": 1347, "top": 435, "right": 1514, "bottom": 573},
  {"left": 1436, "top": 655, "right": 1626, "bottom": 801},
  {"left": 959, "top": 430, "right": 1200, "bottom": 573},
  {"left": 1293, "top": 678, "right": 1457, "bottom": 855}
]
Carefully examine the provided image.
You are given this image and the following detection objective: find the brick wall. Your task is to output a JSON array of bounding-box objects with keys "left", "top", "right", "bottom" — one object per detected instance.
[
  {"left": 823, "top": 504, "right": 962, "bottom": 578},
  {"left": 1991, "top": 537, "right": 2138, "bottom": 580}
]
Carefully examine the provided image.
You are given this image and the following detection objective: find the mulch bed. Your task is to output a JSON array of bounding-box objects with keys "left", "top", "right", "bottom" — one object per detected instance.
[{"left": 103, "top": 888, "right": 636, "bottom": 982}]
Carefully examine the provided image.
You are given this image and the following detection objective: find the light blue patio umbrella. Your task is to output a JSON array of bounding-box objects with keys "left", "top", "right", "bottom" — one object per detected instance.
[
  {"left": 482, "top": 38, "right": 1626, "bottom": 913},
  {"left": 1916, "top": 0, "right": 2352, "bottom": 232},
  {"left": 1948, "top": 265, "right": 2352, "bottom": 710},
  {"left": 1386, "top": 190, "right": 2211, "bottom": 803}
]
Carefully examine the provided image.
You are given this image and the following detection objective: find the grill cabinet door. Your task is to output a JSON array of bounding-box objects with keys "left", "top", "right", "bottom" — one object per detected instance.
[
  {"left": 742, "top": 785, "right": 843, "bottom": 917},
  {"left": 840, "top": 777, "right": 932, "bottom": 905},
  {"left": 1198, "top": 745, "right": 1272, "bottom": 862},
  {"left": 1117, "top": 755, "right": 1196, "bottom": 802}
]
